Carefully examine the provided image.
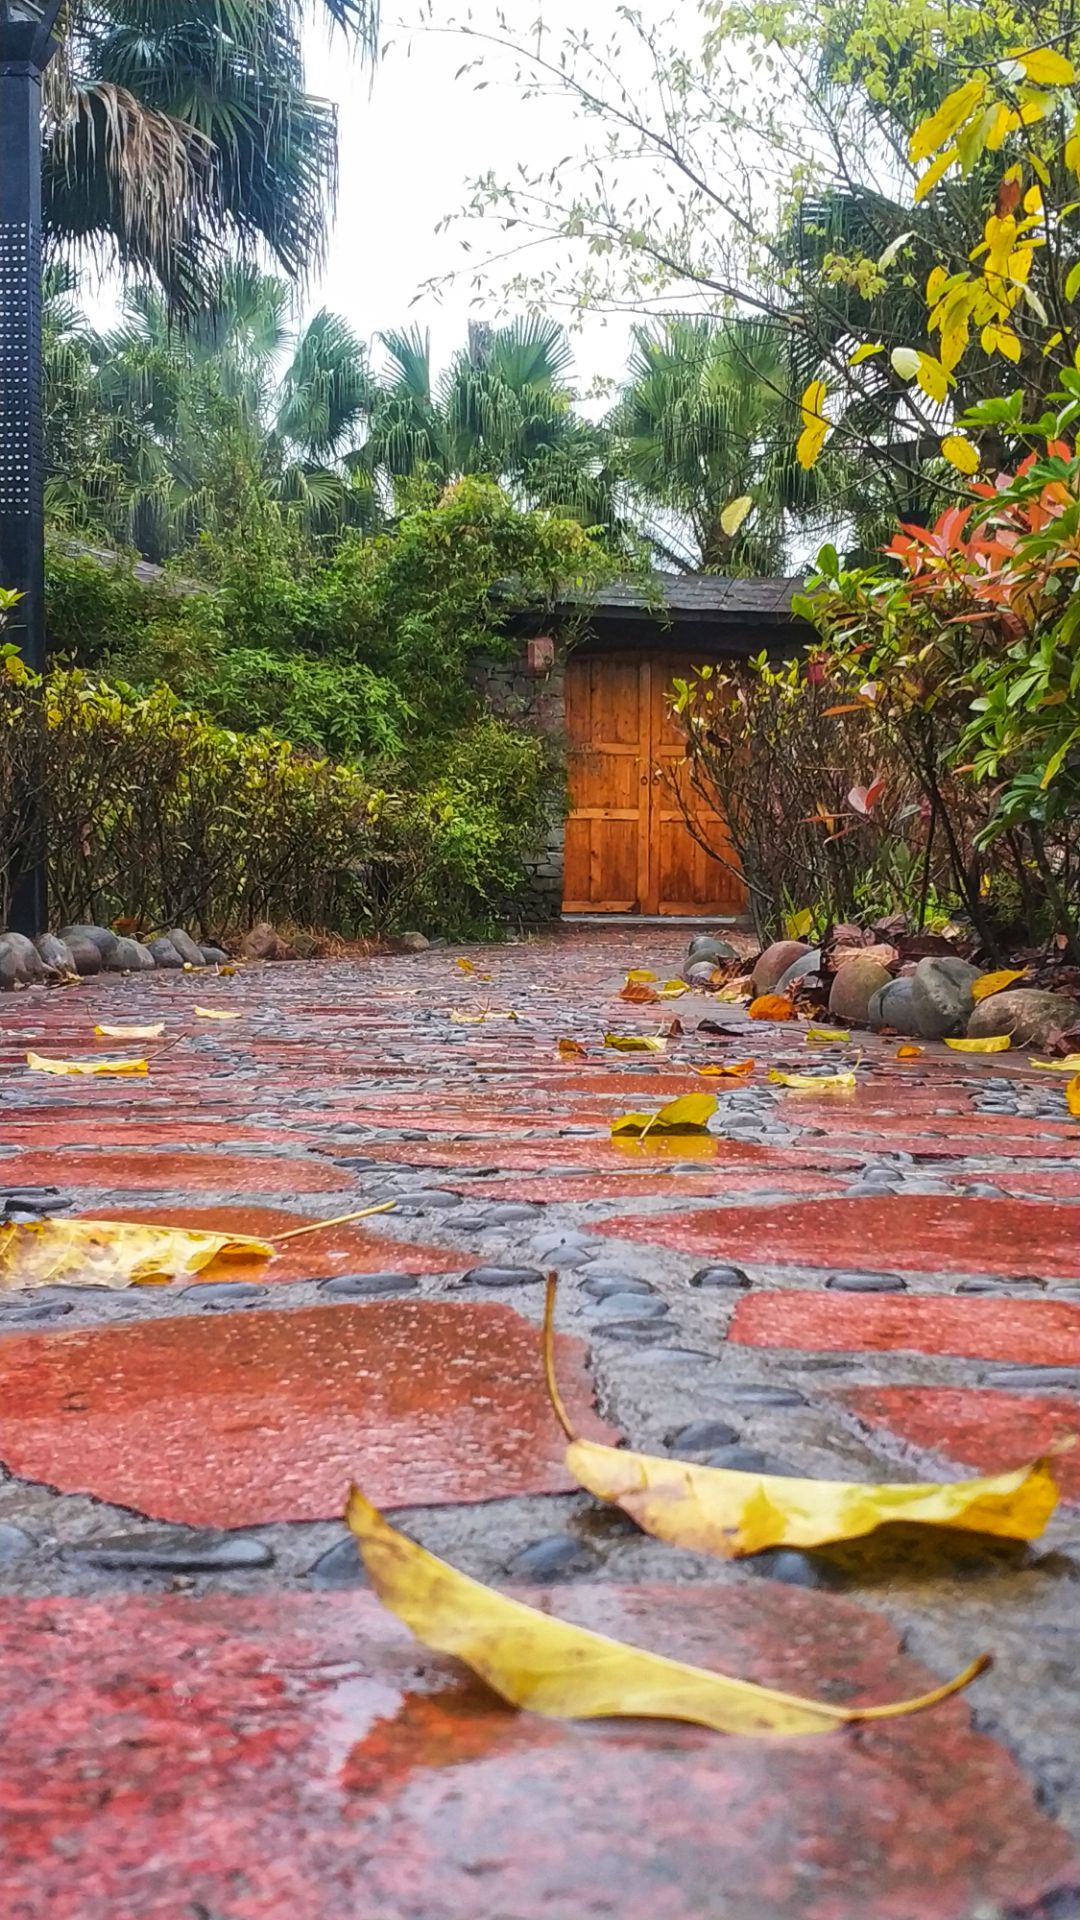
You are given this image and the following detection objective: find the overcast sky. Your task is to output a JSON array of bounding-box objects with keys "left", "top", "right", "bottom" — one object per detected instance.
[{"left": 302, "top": 2, "right": 705, "bottom": 393}]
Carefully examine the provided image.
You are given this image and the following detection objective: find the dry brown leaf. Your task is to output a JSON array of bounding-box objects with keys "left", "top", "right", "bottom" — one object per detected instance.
[
  {"left": 619, "top": 980, "right": 660, "bottom": 1004},
  {"left": 748, "top": 995, "right": 798, "bottom": 1021},
  {"left": 697, "top": 1060, "right": 755, "bottom": 1077},
  {"left": 557, "top": 1038, "right": 587, "bottom": 1059},
  {"left": 346, "top": 1486, "right": 988, "bottom": 1736}
]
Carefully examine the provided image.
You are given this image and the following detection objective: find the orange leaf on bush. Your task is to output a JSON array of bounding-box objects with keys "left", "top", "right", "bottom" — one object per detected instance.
[{"left": 748, "top": 995, "right": 798, "bottom": 1021}]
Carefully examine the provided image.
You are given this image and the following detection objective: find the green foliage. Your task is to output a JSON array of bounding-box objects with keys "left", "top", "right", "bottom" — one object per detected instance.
[{"left": 195, "top": 650, "right": 411, "bottom": 762}]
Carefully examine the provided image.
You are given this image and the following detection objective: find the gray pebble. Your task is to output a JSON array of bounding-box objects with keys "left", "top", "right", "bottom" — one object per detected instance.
[
  {"left": 182, "top": 1282, "right": 267, "bottom": 1309},
  {"left": 986, "top": 1367, "right": 1080, "bottom": 1390},
  {"left": 666, "top": 1420, "right": 740, "bottom": 1453},
  {"left": 582, "top": 1277, "right": 655, "bottom": 1300},
  {"left": 726, "top": 1384, "right": 807, "bottom": 1409},
  {"left": 391, "top": 1190, "right": 464, "bottom": 1212},
  {"left": 699, "top": 1445, "right": 796, "bottom": 1474},
  {"left": 318, "top": 1273, "right": 421, "bottom": 1298},
  {"left": 505, "top": 1534, "right": 596, "bottom": 1580},
  {"left": 309, "top": 1536, "right": 369, "bottom": 1588},
  {"left": 66, "top": 1530, "right": 272, "bottom": 1571},
  {"left": 589, "top": 1294, "right": 669, "bottom": 1319},
  {"left": 826, "top": 1273, "right": 908, "bottom": 1293},
  {"left": 745, "top": 1548, "right": 845, "bottom": 1590},
  {"left": 0, "top": 1522, "right": 36, "bottom": 1566},
  {"left": 463, "top": 1265, "right": 547, "bottom": 1287},
  {"left": 689, "top": 1265, "right": 751, "bottom": 1290}
]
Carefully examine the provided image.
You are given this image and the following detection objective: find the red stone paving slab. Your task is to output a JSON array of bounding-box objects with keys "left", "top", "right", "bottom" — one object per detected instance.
[
  {"left": 0, "top": 1301, "right": 614, "bottom": 1525},
  {"left": 839, "top": 1388, "right": 1080, "bottom": 1498},
  {"left": 598, "top": 1194, "right": 1080, "bottom": 1279},
  {"left": 332, "top": 1136, "right": 864, "bottom": 1176},
  {"left": 0, "top": 1123, "right": 318, "bottom": 1150},
  {"left": 447, "top": 1169, "right": 853, "bottom": 1203},
  {"left": 0, "top": 1590, "right": 1071, "bottom": 1920},
  {"left": 732, "top": 1291, "right": 1080, "bottom": 1366},
  {"left": 2, "top": 1151, "right": 352, "bottom": 1193},
  {"left": 785, "top": 1116, "right": 1080, "bottom": 1160}
]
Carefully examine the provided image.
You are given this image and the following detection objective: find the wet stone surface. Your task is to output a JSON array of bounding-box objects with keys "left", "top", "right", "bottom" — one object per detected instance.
[{"left": 2, "top": 926, "right": 1080, "bottom": 1910}]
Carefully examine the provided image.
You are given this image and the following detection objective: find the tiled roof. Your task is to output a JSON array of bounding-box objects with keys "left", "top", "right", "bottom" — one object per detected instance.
[{"left": 586, "top": 574, "right": 804, "bottom": 618}]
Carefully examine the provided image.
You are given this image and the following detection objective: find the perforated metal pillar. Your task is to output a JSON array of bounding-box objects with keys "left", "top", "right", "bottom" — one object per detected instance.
[{"left": 0, "top": 52, "right": 47, "bottom": 933}]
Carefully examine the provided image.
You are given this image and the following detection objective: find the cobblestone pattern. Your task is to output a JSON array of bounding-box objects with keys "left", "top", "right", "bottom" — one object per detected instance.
[{"left": 1, "top": 926, "right": 1079, "bottom": 1918}]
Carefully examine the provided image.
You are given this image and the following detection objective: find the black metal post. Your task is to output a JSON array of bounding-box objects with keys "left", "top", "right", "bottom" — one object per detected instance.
[{"left": 0, "top": 17, "right": 54, "bottom": 935}]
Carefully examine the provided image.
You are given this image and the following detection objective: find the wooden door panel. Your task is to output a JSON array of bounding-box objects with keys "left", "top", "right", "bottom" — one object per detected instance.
[
  {"left": 648, "top": 658, "right": 747, "bottom": 918},
  {"left": 564, "top": 654, "right": 649, "bottom": 912}
]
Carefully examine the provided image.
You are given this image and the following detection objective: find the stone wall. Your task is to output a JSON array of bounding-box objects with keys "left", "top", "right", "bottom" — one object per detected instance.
[{"left": 471, "top": 639, "right": 567, "bottom": 924}]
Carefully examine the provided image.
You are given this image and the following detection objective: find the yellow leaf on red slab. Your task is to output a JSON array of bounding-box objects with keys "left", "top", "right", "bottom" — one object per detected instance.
[
  {"left": 611, "top": 1093, "right": 717, "bottom": 1137},
  {"left": 697, "top": 1060, "right": 755, "bottom": 1077},
  {"left": 1030, "top": 1054, "right": 1080, "bottom": 1071},
  {"left": 971, "top": 968, "right": 1027, "bottom": 1002},
  {"left": 619, "top": 980, "right": 660, "bottom": 1004},
  {"left": 0, "top": 1219, "right": 274, "bottom": 1292},
  {"left": 945, "top": 1035, "right": 1012, "bottom": 1053},
  {"left": 748, "top": 994, "right": 798, "bottom": 1021},
  {"left": 604, "top": 1033, "right": 666, "bottom": 1053},
  {"left": 806, "top": 1026, "right": 850, "bottom": 1044},
  {"left": 1067, "top": 1073, "right": 1080, "bottom": 1117},
  {"left": 194, "top": 1006, "right": 242, "bottom": 1021},
  {"left": 768, "top": 1067, "right": 857, "bottom": 1091},
  {"left": 625, "top": 969, "right": 658, "bottom": 984},
  {"left": 659, "top": 979, "right": 688, "bottom": 998},
  {"left": 543, "top": 1281, "right": 1061, "bottom": 1558},
  {"left": 557, "top": 1038, "right": 587, "bottom": 1059},
  {"left": 27, "top": 1051, "right": 147, "bottom": 1077},
  {"left": 94, "top": 1022, "right": 164, "bottom": 1040},
  {"left": 345, "top": 1486, "right": 987, "bottom": 1736},
  {"left": 897, "top": 1044, "right": 924, "bottom": 1059}
]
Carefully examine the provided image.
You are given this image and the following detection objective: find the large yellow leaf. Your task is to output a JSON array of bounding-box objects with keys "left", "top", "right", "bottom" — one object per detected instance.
[
  {"left": 659, "top": 979, "right": 688, "bottom": 998},
  {"left": 625, "top": 969, "right": 658, "bottom": 984},
  {"left": 806, "top": 1026, "right": 850, "bottom": 1043},
  {"left": 945, "top": 1034, "right": 1012, "bottom": 1052},
  {"left": 1067, "top": 1073, "right": 1080, "bottom": 1117},
  {"left": 94, "top": 1022, "right": 164, "bottom": 1040},
  {"left": 194, "top": 1006, "right": 242, "bottom": 1021},
  {"left": 611, "top": 1093, "right": 717, "bottom": 1137},
  {"left": 0, "top": 1219, "right": 274, "bottom": 1291},
  {"left": 345, "top": 1486, "right": 987, "bottom": 1736},
  {"left": 914, "top": 144, "right": 960, "bottom": 202},
  {"left": 604, "top": 1032, "right": 666, "bottom": 1053},
  {"left": 909, "top": 77, "right": 987, "bottom": 163},
  {"left": 890, "top": 346, "right": 921, "bottom": 380},
  {"left": 720, "top": 494, "right": 753, "bottom": 536},
  {"left": 796, "top": 380, "right": 830, "bottom": 470},
  {"left": 0, "top": 1201, "right": 396, "bottom": 1293},
  {"left": 27, "top": 1051, "right": 148, "bottom": 1077},
  {"left": 1030, "top": 1053, "right": 1080, "bottom": 1071},
  {"left": 767, "top": 1067, "right": 857, "bottom": 1090},
  {"left": 941, "top": 435, "right": 980, "bottom": 474},
  {"left": 971, "top": 968, "right": 1026, "bottom": 1001},
  {"left": 1011, "top": 45, "right": 1076, "bottom": 85},
  {"left": 542, "top": 1282, "right": 1062, "bottom": 1557},
  {"left": 785, "top": 907, "right": 814, "bottom": 938}
]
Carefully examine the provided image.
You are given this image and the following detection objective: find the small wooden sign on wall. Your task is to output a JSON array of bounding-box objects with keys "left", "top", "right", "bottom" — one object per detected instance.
[{"left": 527, "top": 634, "right": 555, "bottom": 672}]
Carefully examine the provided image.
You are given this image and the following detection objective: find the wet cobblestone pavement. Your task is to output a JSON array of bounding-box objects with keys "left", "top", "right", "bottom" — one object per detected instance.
[{"left": 2, "top": 926, "right": 1079, "bottom": 1919}]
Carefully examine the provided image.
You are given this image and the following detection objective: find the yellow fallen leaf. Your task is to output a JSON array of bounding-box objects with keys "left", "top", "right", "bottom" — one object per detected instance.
[
  {"left": 971, "top": 969, "right": 1026, "bottom": 1002},
  {"left": 611, "top": 1093, "right": 717, "bottom": 1137},
  {"left": 604, "top": 1033, "right": 667, "bottom": 1053},
  {"left": 659, "top": 979, "right": 688, "bottom": 998},
  {"left": 450, "top": 1010, "right": 518, "bottom": 1023},
  {"left": 768, "top": 1066, "right": 858, "bottom": 1090},
  {"left": 455, "top": 957, "right": 476, "bottom": 974},
  {"left": 0, "top": 1201, "right": 397, "bottom": 1293},
  {"left": 944, "top": 1035, "right": 1012, "bottom": 1053},
  {"left": 897, "top": 1044, "right": 924, "bottom": 1059},
  {"left": 557, "top": 1038, "right": 587, "bottom": 1059},
  {"left": 697, "top": 1059, "right": 755, "bottom": 1077},
  {"left": 806, "top": 1026, "right": 850, "bottom": 1044},
  {"left": 346, "top": 1486, "right": 987, "bottom": 1736},
  {"left": 193, "top": 1006, "right": 242, "bottom": 1020},
  {"left": 218, "top": 964, "right": 237, "bottom": 976},
  {"left": 94, "top": 1022, "right": 165, "bottom": 1040},
  {"left": 27, "top": 1051, "right": 148, "bottom": 1077},
  {"left": 715, "top": 976, "right": 754, "bottom": 1001},
  {"left": 1067, "top": 1073, "right": 1080, "bottom": 1118},
  {"left": 625, "top": 969, "right": 658, "bottom": 984},
  {"left": 543, "top": 1281, "right": 1063, "bottom": 1557},
  {"left": 1030, "top": 1054, "right": 1080, "bottom": 1071},
  {"left": 0, "top": 1219, "right": 274, "bottom": 1291}
]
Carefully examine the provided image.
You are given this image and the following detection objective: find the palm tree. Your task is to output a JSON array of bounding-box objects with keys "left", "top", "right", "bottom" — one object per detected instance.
[
  {"left": 53, "top": 265, "right": 375, "bottom": 557},
  {"left": 608, "top": 317, "right": 821, "bottom": 572},
  {"left": 44, "top": 1, "right": 378, "bottom": 306}
]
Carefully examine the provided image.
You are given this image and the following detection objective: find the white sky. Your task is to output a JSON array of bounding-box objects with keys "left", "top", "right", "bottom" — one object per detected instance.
[{"left": 302, "top": 2, "right": 706, "bottom": 393}]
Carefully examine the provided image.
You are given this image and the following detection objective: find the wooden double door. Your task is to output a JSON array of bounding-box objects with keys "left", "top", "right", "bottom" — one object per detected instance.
[{"left": 563, "top": 651, "right": 747, "bottom": 917}]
